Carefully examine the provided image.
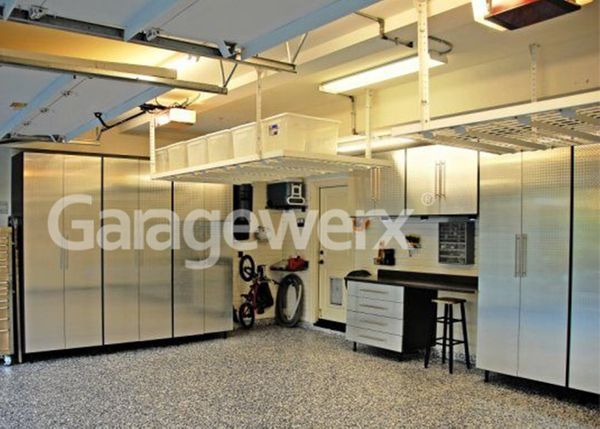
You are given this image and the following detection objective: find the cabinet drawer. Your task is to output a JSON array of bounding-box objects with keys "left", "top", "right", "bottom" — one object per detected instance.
[
  {"left": 346, "top": 326, "right": 403, "bottom": 352},
  {"left": 0, "top": 317, "right": 8, "bottom": 332},
  {"left": 348, "top": 281, "right": 403, "bottom": 303},
  {"left": 0, "top": 332, "right": 9, "bottom": 354},
  {"left": 347, "top": 311, "right": 403, "bottom": 335},
  {"left": 347, "top": 294, "right": 404, "bottom": 319}
]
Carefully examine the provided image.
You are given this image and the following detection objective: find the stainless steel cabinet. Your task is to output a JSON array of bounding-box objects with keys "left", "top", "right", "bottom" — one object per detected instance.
[
  {"left": 406, "top": 145, "right": 478, "bottom": 215},
  {"left": 477, "top": 147, "right": 571, "bottom": 386},
  {"left": 349, "top": 150, "right": 405, "bottom": 216},
  {"left": 21, "top": 153, "right": 102, "bottom": 353},
  {"left": 174, "top": 182, "right": 206, "bottom": 337},
  {"left": 139, "top": 163, "right": 172, "bottom": 341},
  {"left": 174, "top": 183, "right": 233, "bottom": 337},
  {"left": 104, "top": 159, "right": 172, "bottom": 344},
  {"left": 569, "top": 145, "right": 600, "bottom": 394}
]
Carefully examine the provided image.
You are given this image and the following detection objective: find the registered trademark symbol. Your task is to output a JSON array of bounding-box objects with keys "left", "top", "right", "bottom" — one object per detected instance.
[{"left": 421, "top": 192, "right": 436, "bottom": 207}]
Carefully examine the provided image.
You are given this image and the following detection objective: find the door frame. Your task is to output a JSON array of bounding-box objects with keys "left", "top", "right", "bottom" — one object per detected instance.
[{"left": 306, "top": 175, "right": 349, "bottom": 324}]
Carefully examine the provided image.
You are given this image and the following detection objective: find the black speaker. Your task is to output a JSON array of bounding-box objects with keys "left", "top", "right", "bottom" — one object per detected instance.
[{"left": 233, "top": 184, "right": 253, "bottom": 240}]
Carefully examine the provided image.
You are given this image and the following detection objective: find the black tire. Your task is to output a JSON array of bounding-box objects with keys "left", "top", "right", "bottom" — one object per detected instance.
[
  {"left": 238, "top": 302, "right": 255, "bottom": 329},
  {"left": 275, "top": 274, "right": 303, "bottom": 328},
  {"left": 239, "top": 254, "right": 256, "bottom": 282}
]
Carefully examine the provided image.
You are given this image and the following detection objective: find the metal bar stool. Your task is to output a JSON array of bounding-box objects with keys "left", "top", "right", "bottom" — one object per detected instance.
[{"left": 424, "top": 297, "right": 471, "bottom": 374}]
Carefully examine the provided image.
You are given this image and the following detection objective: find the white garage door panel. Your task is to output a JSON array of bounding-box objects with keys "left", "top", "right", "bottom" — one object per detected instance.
[
  {"left": 160, "top": 0, "right": 334, "bottom": 45},
  {"left": 21, "top": 78, "right": 155, "bottom": 136},
  {"left": 0, "top": 66, "right": 62, "bottom": 125},
  {"left": 13, "top": 0, "right": 151, "bottom": 27}
]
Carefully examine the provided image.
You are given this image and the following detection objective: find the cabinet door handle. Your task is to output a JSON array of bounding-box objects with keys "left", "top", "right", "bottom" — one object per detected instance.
[
  {"left": 441, "top": 161, "right": 447, "bottom": 198},
  {"left": 358, "top": 334, "right": 386, "bottom": 342},
  {"left": 434, "top": 162, "right": 440, "bottom": 198},
  {"left": 360, "top": 319, "right": 387, "bottom": 327},
  {"left": 359, "top": 303, "right": 387, "bottom": 310},
  {"left": 521, "top": 234, "right": 528, "bottom": 277},
  {"left": 514, "top": 234, "right": 521, "bottom": 278},
  {"left": 359, "top": 288, "right": 388, "bottom": 295}
]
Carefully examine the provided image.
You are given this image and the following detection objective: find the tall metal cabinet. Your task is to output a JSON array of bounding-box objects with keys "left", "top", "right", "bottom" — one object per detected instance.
[
  {"left": 569, "top": 145, "right": 600, "bottom": 394},
  {"left": 14, "top": 153, "right": 102, "bottom": 353},
  {"left": 174, "top": 182, "right": 233, "bottom": 337},
  {"left": 103, "top": 158, "right": 172, "bottom": 344},
  {"left": 477, "top": 147, "right": 571, "bottom": 386}
]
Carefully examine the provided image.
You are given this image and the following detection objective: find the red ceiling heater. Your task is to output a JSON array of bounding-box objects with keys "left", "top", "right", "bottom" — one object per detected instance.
[{"left": 483, "top": 0, "right": 582, "bottom": 29}]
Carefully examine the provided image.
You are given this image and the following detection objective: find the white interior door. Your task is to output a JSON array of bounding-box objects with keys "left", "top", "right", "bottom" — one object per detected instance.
[{"left": 318, "top": 186, "right": 353, "bottom": 323}]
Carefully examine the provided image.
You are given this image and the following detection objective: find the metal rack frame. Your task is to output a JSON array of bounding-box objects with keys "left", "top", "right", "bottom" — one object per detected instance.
[
  {"left": 151, "top": 149, "right": 392, "bottom": 184},
  {"left": 391, "top": 90, "right": 600, "bottom": 155}
]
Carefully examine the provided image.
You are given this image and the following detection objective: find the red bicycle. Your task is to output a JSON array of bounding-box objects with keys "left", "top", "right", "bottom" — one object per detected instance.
[{"left": 237, "top": 255, "right": 276, "bottom": 329}]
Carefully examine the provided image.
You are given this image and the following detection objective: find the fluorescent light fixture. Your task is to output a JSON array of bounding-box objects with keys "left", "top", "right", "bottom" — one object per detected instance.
[
  {"left": 156, "top": 108, "right": 197, "bottom": 128},
  {"left": 165, "top": 54, "right": 200, "bottom": 72},
  {"left": 337, "top": 135, "right": 415, "bottom": 154},
  {"left": 319, "top": 53, "right": 447, "bottom": 94}
]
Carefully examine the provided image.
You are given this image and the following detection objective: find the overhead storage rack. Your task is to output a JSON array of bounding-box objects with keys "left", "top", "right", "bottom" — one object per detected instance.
[
  {"left": 151, "top": 149, "right": 392, "bottom": 184},
  {"left": 391, "top": 90, "right": 600, "bottom": 155}
]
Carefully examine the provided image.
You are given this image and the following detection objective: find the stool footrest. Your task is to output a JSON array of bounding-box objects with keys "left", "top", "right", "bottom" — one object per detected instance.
[
  {"left": 436, "top": 317, "right": 464, "bottom": 323},
  {"left": 434, "top": 338, "right": 466, "bottom": 347}
]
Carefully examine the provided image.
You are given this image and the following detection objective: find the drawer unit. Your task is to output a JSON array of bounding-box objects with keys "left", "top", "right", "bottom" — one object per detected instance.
[
  {"left": 347, "top": 311, "right": 403, "bottom": 335},
  {"left": 346, "top": 326, "right": 403, "bottom": 352},
  {"left": 348, "top": 281, "right": 404, "bottom": 303},
  {"left": 347, "top": 294, "right": 404, "bottom": 319},
  {"left": 346, "top": 279, "right": 437, "bottom": 355}
]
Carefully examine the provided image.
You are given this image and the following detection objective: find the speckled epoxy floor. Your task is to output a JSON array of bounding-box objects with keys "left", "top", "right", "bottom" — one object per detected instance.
[{"left": 0, "top": 325, "right": 598, "bottom": 428}]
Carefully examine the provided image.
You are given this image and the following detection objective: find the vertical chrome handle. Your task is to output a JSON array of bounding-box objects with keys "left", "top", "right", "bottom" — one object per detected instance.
[
  {"left": 441, "top": 161, "right": 447, "bottom": 198},
  {"left": 521, "top": 234, "right": 527, "bottom": 277},
  {"left": 64, "top": 234, "right": 69, "bottom": 270},
  {"left": 370, "top": 168, "right": 376, "bottom": 202},
  {"left": 434, "top": 162, "right": 440, "bottom": 198},
  {"left": 514, "top": 234, "right": 521, "bottom": 277}
]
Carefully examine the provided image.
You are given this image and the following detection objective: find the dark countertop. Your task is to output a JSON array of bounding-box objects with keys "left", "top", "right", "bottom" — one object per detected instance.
[{"left": 345, "top": 269, "right": 478, "bottom": 294}]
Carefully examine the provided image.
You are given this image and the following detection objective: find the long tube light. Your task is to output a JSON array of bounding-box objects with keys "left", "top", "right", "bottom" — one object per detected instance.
[
  {"left": 337, "top": 134, "right": 415, "bottom": 154},
  {"left": 319, "top": 52, "right": 447, "bottom": 94}
]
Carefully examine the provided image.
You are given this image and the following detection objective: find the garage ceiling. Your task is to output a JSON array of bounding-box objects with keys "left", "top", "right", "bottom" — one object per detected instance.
[
  {"left": 0, "top": 0, "right": 380, "bottom": 141},
  {"left": 1, "top": 0, "right": 380, "bottom": 58},
  {"left": 0, "top": 64, "right": 168, "bottom": 141}
]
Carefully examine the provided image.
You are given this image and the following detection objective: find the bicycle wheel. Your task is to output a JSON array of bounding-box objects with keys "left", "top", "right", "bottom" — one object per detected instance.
[{"left": 238, "top": 302, "right": 255, "bottom": 329}]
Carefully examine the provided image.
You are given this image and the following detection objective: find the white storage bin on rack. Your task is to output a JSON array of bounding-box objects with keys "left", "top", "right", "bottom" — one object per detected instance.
[
  {"left": 232, "top": 123, "right": 258, "bottom": 159},
  {"left": 154, "top": 147, "right": 168, "bottom": 173},
  {"left": 262, "top": 113, "right": 340, "bottom": 155},
  {"left": 207, "top": 130, "right": 233, "bottom": 163},
  {"left": 186, "top": 136, "right": 208, "bottom": 167},
  {"left": 167, "top": 141, "right": 188, "bottom": 170}
]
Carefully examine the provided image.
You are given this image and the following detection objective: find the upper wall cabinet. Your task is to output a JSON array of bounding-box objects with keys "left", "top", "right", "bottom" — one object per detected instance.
[
  {"left": 406, "top": 145, "right": 478, "bottom": 215},
  {"left": 349, "top": 150, "right": 405, "bottom": 216}
]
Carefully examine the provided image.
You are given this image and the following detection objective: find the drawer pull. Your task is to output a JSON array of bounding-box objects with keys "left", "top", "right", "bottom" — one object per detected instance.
[
  {"left": 0, "top": 306, "right": 7, "bottom": 311},
  {"left": 0, "top": 329, "right": 8, "bottom": 333},
  {"left": 359, "top": 304, "right": 387, "bottom": 310},
  {"left": 358, "top": 334, "right": 386, "bottom": 342},
  {"left": 0, "top": 318, "right": 7, "bottom": 322},
  {"left": 359, "top": 319, "right": 387, "bottom": 327},
  {"left": 359, "top": 288, "right": 388, "bottom": 294}
]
